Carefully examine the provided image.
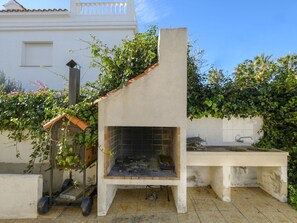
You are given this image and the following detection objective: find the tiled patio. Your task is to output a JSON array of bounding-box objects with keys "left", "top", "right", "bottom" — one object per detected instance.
[{"left": 1, "top": 187, "right": 297, "bottom": 223}]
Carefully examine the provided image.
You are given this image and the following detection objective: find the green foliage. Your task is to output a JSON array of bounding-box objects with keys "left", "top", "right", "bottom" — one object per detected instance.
[
  {"left": 0, "top": 71, "right": 22, "bottom": 93},
  {"left": 190, "top": 54, "right": 297, "bottom": 149},
  {"left": 85, "top": 25, "right": 159, "bottom": 101},
  {"left": 0, "top": 86, "right": 67, "bottom": 169},
  {"left": 187, "top": 45, "right": 207, "bottom": 118},
  {"left": 289, "top": 152, "right": 297, "bottom": 208},
  {"left": 55, "top": 123, "right": 81, "bottom": 169},
  {"left": 288, "top": 185, "right": 297, "bottom": 208}
]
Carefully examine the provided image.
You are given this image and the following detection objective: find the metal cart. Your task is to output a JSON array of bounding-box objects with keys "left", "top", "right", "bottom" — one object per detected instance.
[{"left": 38, "top": 115, "right": 97, "bottom": 216}]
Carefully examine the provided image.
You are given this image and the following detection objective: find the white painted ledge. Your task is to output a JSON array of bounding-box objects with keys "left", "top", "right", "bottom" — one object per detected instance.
[
  {"left": 187, "top": 151, "right": 288, "bottom": 167},
  {"left": 0, "top": 174, "right": 43, "bottom": 219}
]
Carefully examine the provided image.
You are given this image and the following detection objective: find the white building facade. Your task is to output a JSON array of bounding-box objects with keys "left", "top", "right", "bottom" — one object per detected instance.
[{"left": 0, "top": 0, "right": 137, "bottom": 90}]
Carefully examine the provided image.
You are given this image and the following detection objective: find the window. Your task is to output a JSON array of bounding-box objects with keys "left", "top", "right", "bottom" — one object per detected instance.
[{"left": 21, "top": 42, "right": 53, "bottom": 67}]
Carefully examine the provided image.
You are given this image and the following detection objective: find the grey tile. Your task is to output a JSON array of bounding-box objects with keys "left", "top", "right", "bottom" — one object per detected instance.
[
  {"left": 242, "top": 212, "right": 271, "bottom": 223},
  {"left": 197, "top": 211, "right": 227, "bottom": 223},
  {"left": 4, "top": 187, "right": 297, "bottom": 223},
  {"left": 262, "top": 211, "right": 292, "bottom": 223},
  {"left": 220, "top": 211, "right": 249, "bottom": 223},
  {"left": 177, "top": 212, "right": 201, "bottom": 223}
]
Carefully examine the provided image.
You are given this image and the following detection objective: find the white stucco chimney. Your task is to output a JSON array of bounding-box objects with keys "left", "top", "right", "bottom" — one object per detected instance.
[{"left": 158, "top": 28, "right": 188, "bottom": 67}]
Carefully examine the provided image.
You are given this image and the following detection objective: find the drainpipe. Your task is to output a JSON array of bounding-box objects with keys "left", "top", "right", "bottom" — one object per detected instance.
[{"left": 66, "top": 59, "right": 80, "bottom": 105}]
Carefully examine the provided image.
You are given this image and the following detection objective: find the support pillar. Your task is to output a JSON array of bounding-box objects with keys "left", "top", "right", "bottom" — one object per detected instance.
[
  {"left": 257, "top": 166, "right": 287, "bottom": 202},
  {"left": 210, "top": 166, "right": 231, "bottom": 202}
]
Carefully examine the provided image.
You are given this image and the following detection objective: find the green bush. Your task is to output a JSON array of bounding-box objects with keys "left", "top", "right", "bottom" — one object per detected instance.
[
  {"left": 0, "top": 71, "right": 22, "bottom": 93},
  {"left": 289, "top": 185, "right": 297, "bottom": 208}
]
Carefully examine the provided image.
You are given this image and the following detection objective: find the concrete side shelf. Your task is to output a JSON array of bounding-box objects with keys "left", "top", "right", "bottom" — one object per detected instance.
[
  {"left": 0, "top": 174, "right": 43, "bottom": 219},
  {"left": 187, "top": 151, "right": 288, "bottom": 167},
  {"left": 187, "top": 151, "right": 288, "bottom": 202}
]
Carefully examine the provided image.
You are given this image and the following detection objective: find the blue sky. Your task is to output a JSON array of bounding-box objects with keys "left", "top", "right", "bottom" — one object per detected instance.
[{"left": 2, "top": 0, "right": 297, "bottom": 74}]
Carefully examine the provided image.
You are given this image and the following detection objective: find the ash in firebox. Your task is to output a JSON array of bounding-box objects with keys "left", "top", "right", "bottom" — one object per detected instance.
[{"left": 108, "top": 156, "right": 176, "bottom": 178}]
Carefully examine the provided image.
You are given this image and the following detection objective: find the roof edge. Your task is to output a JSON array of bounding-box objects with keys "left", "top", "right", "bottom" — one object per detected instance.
[
  {"left": 0, "top": 8, "right": 68, "bottom": 13},
  {"left": 93, "top": 63, "right": 159, "bottom": 104},
  {"left": 13, "top": 0, "right": 26, "bottom": 10},
  {"left": 43, "top": 114, "right": 89, "bottom": 131}
]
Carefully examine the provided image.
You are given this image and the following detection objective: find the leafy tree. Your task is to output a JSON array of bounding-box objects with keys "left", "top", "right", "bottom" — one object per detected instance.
[
  {"left": 187, "top": 45, "right": 207, "bottom": 118},
  {"left": 190, "top": 54, "right": 296, "bottom": 134},
  {"left": 227, "top": 54, "right": 297, "bottom": 150},
  {"left": 0, "top": 71, "right": 22, "bottom": 93}
]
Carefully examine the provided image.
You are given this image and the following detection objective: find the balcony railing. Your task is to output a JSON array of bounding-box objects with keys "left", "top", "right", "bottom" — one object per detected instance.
[{"left": 75, "top": 1, "right": 129, "bottom": 15}]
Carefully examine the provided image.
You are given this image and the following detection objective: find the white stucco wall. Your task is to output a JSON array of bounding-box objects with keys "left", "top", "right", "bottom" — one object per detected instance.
[
  {"left": 187, "top": 167, "right": 210, "bottom": 187},
  {"left": 0, "top": 174, "right": 42, "bottom": 219},
  {"left": 187, "top": 166, "right": 258, "bottom": 188},
  {"left": 0, "top": 131, "right": 33, "bottom": 163},
  {"left": 0, "top": 0, "right": 137, "bottom": 90},
  {"left": 257, "top": 166, "right": 287, "bottom": 202},
  {"left": 231, "top": 167, "right": 258, "bottom": 187},
  {"left": 187, "top": 117, "right": 263, "bottom": 146},
  {"left": 0, "top": 30, "right": 136, "bottom": 90},
  {"left": 0, "top": 131, "right": 59, "bottom": 192}
]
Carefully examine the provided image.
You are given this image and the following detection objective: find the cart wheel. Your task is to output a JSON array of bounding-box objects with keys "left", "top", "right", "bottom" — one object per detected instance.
[
  {"left": 81, "top": 197, "right": 93, "bottom": 216},
  {"left": 37, "top": 197, "right": 50, "bottom": 215},
  {"left": 61, "top": 178, "right": 74, "bottom": 192}
]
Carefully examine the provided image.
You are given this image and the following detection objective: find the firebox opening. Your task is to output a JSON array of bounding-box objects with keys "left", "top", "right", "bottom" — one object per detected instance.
[{"left": 104, "top": 127, "right": 180, "bottom": 179}]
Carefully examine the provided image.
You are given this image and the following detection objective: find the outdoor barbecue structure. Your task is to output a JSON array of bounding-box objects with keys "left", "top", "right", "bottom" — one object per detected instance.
[{"left": 96, "top": 28, "right": 188, "bottom": 215}]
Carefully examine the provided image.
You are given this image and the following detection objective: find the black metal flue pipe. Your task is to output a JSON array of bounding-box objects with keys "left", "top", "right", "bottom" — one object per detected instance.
[{"left": 66, "top": 60, "right": 80, "bottom": 105}]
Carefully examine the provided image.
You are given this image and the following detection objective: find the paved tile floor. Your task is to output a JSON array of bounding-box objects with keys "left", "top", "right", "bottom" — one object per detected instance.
[{"left": 1, "top": 187, "right": 297, "bottom": 223}]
